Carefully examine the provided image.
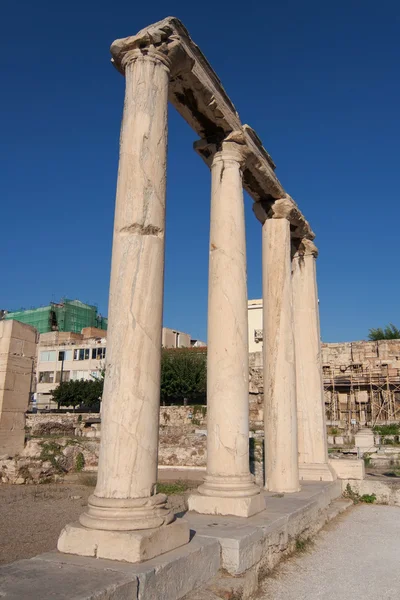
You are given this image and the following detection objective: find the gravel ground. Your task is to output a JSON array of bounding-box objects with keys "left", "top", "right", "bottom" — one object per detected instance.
[
  {"left": 258, "top": 504, "right": 400, "bottom": 600},
  {"left": 0, "top": 479, "right": 194, "bottom": 566},
  {"left": 0, "top": 483, "right": 93, "bottom": 565}
]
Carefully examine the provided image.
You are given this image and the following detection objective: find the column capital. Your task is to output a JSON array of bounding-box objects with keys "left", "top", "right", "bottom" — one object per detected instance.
[
  {"left": 253, "top": 195, "right": 315, "bottom": 241},
  {"left": 194, "top": 130, "right": 251, "bottom": 169},
  {"left": 111, "top": 23, "right": 194, "bottom": 76},
  {"left": 293, "top": 238, "right": 319, "bottom": 258}
]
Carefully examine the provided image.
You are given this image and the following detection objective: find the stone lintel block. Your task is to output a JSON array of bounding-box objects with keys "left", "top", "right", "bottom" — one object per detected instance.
[
  {"left": 329, "top": 458, "right": 365, "bottom": 480},
  {"left": 299, "top": 462, "right": 337, "bottom": 482},
  {"left": 58, "top": 519, "right": 190, "bottom": 563},
  {"left": 110, "top": 18, "right": 294, "bottom": 205},
  {"left": 188, "top": 492, "right": 266, "bottom": 518}
]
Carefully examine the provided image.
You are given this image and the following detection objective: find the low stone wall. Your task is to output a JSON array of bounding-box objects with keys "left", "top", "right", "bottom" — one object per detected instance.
[
  {"left": 0, "top": 426, "right": 265, "bottom": 486},
  {"left": 26, "top": 408, "right": 208, "bottom": 433},
  {"left": 341, "top": 478, "right": 400, "bottom": 506},
  {"left": 0, "top": 437, "right": 100, "bottom": 484},
  {"left": 26, "top": 414, "right": 100, "bottom": 437},
  {"left": 160, "top": 405, "right": 207, "bottom": 427}
]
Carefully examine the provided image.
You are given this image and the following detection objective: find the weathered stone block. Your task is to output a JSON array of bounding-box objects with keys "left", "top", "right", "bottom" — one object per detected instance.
[
  {"left": 329, "top": 458, "right": 365, "bottom": 480},
  {"left": 58, "top": 519, "right": 190, "bottom": 563}
]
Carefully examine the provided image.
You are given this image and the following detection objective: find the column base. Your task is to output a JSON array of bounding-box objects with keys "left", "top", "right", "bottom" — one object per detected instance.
[
  {"left": 265, "top": 482, "right": 301, "bottom": 493},
  {"left": 79, "top": 493, "right": 174, "bottom": 531},
  {"left": 188, "top": 492, "right": 265, "bottom": 517},
  {"left": 299, "top": 462, "right": 337, "bottom": 482},
  {"left": 57, "top": 518, "right": 190, "bottom": 563}
]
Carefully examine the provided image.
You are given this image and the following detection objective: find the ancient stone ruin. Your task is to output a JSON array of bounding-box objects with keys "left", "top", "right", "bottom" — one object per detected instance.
[
  {"left": 58, "top": 16, "right": 346, "bottom": 563},
  {"left": 0, "top": 320, "right": 36, "bottom": 457}
]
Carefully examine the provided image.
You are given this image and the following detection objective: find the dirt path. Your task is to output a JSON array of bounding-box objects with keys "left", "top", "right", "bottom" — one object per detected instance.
[
  {"left": 0, "top": 484, "right": 93, "bottom": 565},
  {"left": 0, "top": 479, "right": 195, "bottom": 566}
]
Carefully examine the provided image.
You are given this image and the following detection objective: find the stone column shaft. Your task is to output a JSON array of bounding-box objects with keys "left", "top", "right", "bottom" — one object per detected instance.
[
  {"left": 58, "top": 48, "right": 189, "bottom": 562},
  {"left": 188, "top": 135, "right": 264, "bottom": 517},
  {"left": 93, "top": 52, "right": 168, "bottom": 505},
  {"left": 292, "top": 241, "right": 335, "bottom": 481},
  {"left": 262, "top": 218, "right": 300, "bottom": 493}
]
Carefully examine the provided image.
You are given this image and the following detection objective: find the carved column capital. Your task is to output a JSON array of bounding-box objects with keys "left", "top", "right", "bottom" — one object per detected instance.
[
  {"left": 111, "top": 23, "right": 194, "bottom": 77},
  {"left": 194, "top": 130, "right": 251, "bottom": 170},
  {"left": 253, "top": 194, "right": 315, "bottom": 241},
  {"left": 292, "top": 238, "right": 319, "bottom": 258}
]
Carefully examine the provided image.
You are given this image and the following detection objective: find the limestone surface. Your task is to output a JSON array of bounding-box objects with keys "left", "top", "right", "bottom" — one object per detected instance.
[{"left": 0, "top": 320, "right": 36, "bottom": 457}]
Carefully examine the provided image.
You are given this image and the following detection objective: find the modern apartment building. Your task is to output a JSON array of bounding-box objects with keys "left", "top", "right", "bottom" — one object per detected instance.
[
  {"left": 35, "top": 327, "right": 107, "bottom": 410},
  {"left": 34, "top": 326, "right": 206, "bottom": 410}
]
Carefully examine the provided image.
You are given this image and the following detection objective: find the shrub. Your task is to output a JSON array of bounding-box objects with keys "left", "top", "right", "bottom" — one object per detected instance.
[
  {"left": 75, "top": 452, "right": 85, "bottom": 472},
  {"left": 373, "top": 424, "right": 400, "bottom": 436}
]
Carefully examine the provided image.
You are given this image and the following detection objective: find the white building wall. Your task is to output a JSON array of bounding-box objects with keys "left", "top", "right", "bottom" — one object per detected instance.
[
  {"left": 35, "top": 326, "right": 199, "bottom": 410},
  {"left": 248, "top": 299, "right": 263, "bottom": 353}
]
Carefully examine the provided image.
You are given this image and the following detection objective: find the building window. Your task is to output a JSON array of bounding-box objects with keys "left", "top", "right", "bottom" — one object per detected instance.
[
  {"left": 55, "top": 371, "right": 70, "bottom": 383},
  {"left": 39, "top": 371, "right": 55, "bottom": 383},
  {"left": 92, "top": 347, "right": 106, "bottom": 360},
  {"left": 74, "top": 349, "right": 90, "bottom": 361},
  {"left": 71, "top": 370, "right": 88, "bottom": 380},
  {"left": 40, "top": 351, "right": 56, "bottom": 362},
  {"left": 254, "top": 329, "right": 263, "bottom": 343}
]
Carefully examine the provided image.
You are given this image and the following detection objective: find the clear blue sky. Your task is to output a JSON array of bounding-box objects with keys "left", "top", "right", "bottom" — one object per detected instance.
[{"left": 1, "top": 0, "right": 399, "bottom": 343}]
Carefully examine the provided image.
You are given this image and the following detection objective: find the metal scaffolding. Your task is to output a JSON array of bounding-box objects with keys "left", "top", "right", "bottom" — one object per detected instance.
[{"left": 323, "top": 363, "right": 400, "bottom": 426}]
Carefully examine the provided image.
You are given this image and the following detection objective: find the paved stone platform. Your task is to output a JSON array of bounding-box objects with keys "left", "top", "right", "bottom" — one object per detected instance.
[{"left": 0, "top": 482, "right": 344, "bottom": 600}]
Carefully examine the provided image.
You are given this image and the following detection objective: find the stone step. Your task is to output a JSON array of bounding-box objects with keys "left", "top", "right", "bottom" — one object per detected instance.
[{"left": 0, "top": 535, "right": 220, "bottom": 600}]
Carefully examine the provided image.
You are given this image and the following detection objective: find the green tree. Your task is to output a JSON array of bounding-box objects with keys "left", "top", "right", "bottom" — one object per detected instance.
[
  {"left": 160, "top": 348, "right": 206, "bottom": 405},
  {"left": 51, "top": 378, "right": 103, "bottom": 412},
  {"left": 368, "top": 323, "right": 400, "bottom": 340}
]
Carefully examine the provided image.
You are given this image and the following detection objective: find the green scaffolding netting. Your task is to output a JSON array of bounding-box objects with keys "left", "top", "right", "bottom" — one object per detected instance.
[{"left": 4, "top": 299, "right": 107, "bottom": 334}]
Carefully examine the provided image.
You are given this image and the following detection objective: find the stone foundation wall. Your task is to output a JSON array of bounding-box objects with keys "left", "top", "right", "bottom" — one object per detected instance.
[{"left": 249, "top": 352, "right": 264, "bottom": 426}]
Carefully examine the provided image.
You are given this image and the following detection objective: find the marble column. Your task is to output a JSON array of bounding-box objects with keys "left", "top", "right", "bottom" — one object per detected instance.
[
  {"left": 292, "top": 239, "right": 335, "bottom": 481},
  {"left": 58, "top": 46, "right": 189, "bottom": 563},
  {"left": 188, "top": 133, "right": 264, "bottom": 517},
  {"left": 262, "top": 217, "right": 300, "bottom": 493}
]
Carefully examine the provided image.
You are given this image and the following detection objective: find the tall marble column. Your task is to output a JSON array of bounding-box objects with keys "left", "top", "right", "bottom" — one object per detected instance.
[
  {"left": 58, "top": 42, "right": 189, "bottom": 563},
  {"left": 262, "top": 215, "right": 300, "bottom": 493},
  {"left": 292, "top": 239, "right": 335, "bottom": 481},
  {"left": 188, "top": 133, "right": 264, "bottom": 517}
]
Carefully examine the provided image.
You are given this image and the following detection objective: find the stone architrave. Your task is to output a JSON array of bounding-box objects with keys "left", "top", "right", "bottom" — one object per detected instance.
[
  {"left": 58, "top": 34, "right": 190, "bottom": 563},
  {"left": 188, "top": 133, "right": 264, "bottom": 517},
  {"left": 261, "top": 213, "right": 300, "bottom": 493},
  {"left": 292, "top": 240, "right": 335, "bottom": 481},
  {"left": 0, "top": 320, "right": 36, "bottom": 457}
]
